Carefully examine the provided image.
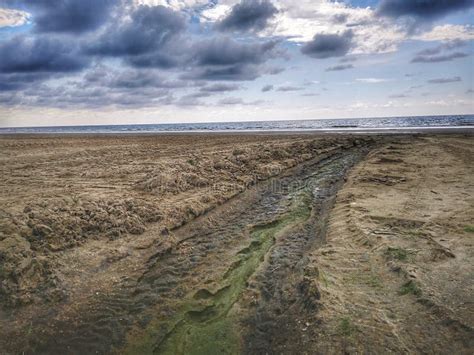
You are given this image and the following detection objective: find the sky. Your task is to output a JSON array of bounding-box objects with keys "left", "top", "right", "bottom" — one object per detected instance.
[{"left": 0, "top": 0, "right": 473, "bottom": 127}]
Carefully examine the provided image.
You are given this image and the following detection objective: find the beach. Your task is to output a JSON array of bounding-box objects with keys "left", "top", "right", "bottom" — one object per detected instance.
[{"left": 0, "top": 132, "right": 473, "bottom": 353}]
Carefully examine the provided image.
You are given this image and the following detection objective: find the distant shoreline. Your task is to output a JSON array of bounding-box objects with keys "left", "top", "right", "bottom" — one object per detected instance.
[
  {"left": 1, "top": 126, "right": 473, "bottom": 136},
  {"left": 1, "top": 114, "right": 472, "bottom": 134}
]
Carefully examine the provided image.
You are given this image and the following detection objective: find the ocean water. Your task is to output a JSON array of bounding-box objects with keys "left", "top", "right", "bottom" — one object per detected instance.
[{"left": 1, "top": 115, "right": 473, "bottom": 134}]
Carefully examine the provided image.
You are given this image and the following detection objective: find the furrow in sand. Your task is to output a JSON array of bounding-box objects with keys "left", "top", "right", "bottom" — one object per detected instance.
[
  {"left": 122, "top": 147, "right": 369, "bottom": 354},
  {"left": 6, "top": 144, "right": 373, "bottom": 354}
]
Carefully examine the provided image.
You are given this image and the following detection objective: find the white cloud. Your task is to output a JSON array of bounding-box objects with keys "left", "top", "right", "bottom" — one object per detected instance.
[
  {"left": 135, "top": 0, "right": 210, "bottom": 9},
  {"left": 201, "top": 3, "right": 232, "bottom": 22},
  {"left": 268, "top": 1, "right": 366, "bottom": 41},
  {"left": 426, "top": 99, "right": 472, "bottom": 106},
  {"left": 356, "top": 78, "right": 391, "bottom": 83},
  {"left": 412, "top": 24, "right": 474, "bottom": 42},
  {"left": 136, "top": 1, "right": 472, "bottom": 55},
  {"left": 0, "top": 8, "right": 30, "bottom": 28},
  {"left": 202, "top": 0, "right": 406, "bottom": 55}
]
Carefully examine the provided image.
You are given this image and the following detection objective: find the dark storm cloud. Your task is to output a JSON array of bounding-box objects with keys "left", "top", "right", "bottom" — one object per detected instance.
[
  {"left": 325, "top": 64, "right": 354, "bottom": 71},
  {"left": 427, "top": 76, "right": 462, "bottom": 84},
  {"left": 84, "top": 6, "right": 281, "bottom": 77},
  {"left": 411, "top": 52, "right": 468, "bottom": 63},
  {"left": 183, "top": 65, "right": 261, "bottom": 81},
  {"left": 267, "top": 67, "right": 285, "bottom": 75},
  {"left": 192, "top": 37, "right": 277, "bottom": 66},
  {"left": 183, "top": 37, "right": 279, "bottom": 81},
  {"left": 216, "top": 97, "right": 263, "bottom": 106},
  {"left": 276, "top": 86, "right": 304, "bottom": 92},
  {"left": 0, "top": 34, "right": 281, "bottom": 108},
  {"left": 82, "top": 4, "right": 187, "bottom": 69},
  {"left": 261, "top": 84, "right": 274, "bottom": 92},
  {"left": 377, "top": 0, "right": 474, "bottom": 20},
  {"left": 0, "top": 92, "right": 19, "bottom": 105},
  {"left": 301, "top": 30, "right": 353, "bottom": 59},
  {"left": 86, "top": 5, "right": 185, "bottom": 60},
  {"left": 78, "top": 66, "right": 186, "bottom": 93},
  {"left": 6, "top": 0, "right": 118, "bottom": 33},
  {"left": 411, "top": 40, "right": 468, "bottom": 63},
  {"left": 218, "top": 97, "right": 244, "bottom": 105},
  {"left": 2, "top": 77, "right": 176, "bottom": 109},
  {"left": 200, "top": 83, "right": 240, "bottom": 92},
  {"left": 0, "top": 73, "right": 49, "bottom": 91},
  {"left": 0, "top": 36, "right": 88, "bottom": 73},
  {"left": 176, "top": 92, "right": 211, "bottom": 107},
  {"left": 216, "top": 0, "right": 278, "bottom": 33},
  {"left": 0, "top": 62, "right": 192, "bottom": 108},
  {"left": 0, "top": 80, "right": 22, "bottom": 92},
  {"left": 186, "top": 92, "right": 212, "bottom": 99},
  {"left": 126, "top": 53, "right": 181, "bottom": 69},
  {"left": 0, "top": 2, "right": 283, "bottom": 109},
  {"left": 389, "top": 94, "right": 409, "bottom": 98},
  {"left": 416, "top": 40, "right": 466, "bottom": 56},
  {"left": 340, "top": 56, "right": 357, "bottom": 63},
  {"left": 107, "top": 70, "right": 185, "bottom": 89}
]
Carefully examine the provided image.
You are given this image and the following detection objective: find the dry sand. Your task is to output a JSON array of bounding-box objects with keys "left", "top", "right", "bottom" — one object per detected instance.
[
  {"left": 302, "top": 135, "right": 474, "bottom": 354},
  {"left": 0, "top": 133, "right": 472, "bottom": 353},
  {"left": 237, "top": 134, "right": 474, "bottom": 355}
]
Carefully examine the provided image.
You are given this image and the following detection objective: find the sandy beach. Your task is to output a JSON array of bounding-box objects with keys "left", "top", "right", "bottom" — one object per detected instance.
[{"left": 0, "top": 133, "right": 473, "bottom": 354}]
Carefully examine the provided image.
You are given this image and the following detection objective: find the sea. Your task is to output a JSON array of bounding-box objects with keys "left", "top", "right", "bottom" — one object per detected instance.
[{"left": 1, "top": 115, "right": 473, "bottom": 134}]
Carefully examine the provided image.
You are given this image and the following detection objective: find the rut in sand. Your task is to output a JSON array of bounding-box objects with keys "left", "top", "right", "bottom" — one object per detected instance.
[
  {"left": 14, "top": 143, "right": 373, "bottom": 354},
  {"left": 124, "top": 146, "right": 371, "bottom": 354}
]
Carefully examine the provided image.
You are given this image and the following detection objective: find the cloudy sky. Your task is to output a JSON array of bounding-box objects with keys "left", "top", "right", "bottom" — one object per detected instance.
[{"left": 0, "top": 0, "right": 473, "bottom": 127}]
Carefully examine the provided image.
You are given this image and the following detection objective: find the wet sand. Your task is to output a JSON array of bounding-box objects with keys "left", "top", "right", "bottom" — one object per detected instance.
[{"left": 0, "top": 133, "right": 472, "bottom": 353}]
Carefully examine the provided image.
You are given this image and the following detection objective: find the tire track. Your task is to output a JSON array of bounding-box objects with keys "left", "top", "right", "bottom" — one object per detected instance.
[{"left": 16, "top": 144, "right": 373, "bottom": 354}]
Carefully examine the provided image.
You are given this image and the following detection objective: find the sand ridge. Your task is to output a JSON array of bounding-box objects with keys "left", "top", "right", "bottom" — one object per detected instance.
[{"left": 296, "top": 135, "right": 474, "bottom": 354}]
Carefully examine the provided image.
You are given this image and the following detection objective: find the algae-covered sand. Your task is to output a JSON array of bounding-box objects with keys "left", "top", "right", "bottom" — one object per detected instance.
[{"left": 0, "top": 133, "right": 472, "bottom": 354}]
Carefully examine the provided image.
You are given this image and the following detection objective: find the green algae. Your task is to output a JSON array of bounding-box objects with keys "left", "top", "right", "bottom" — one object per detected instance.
[{"left": 123, "top": 191, "right": 313, "bottom": 355}]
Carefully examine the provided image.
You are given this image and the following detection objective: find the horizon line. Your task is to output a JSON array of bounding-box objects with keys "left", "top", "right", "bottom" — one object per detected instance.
[{"left": 1, "top": 113, "right": 473, "bottom": 130}]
